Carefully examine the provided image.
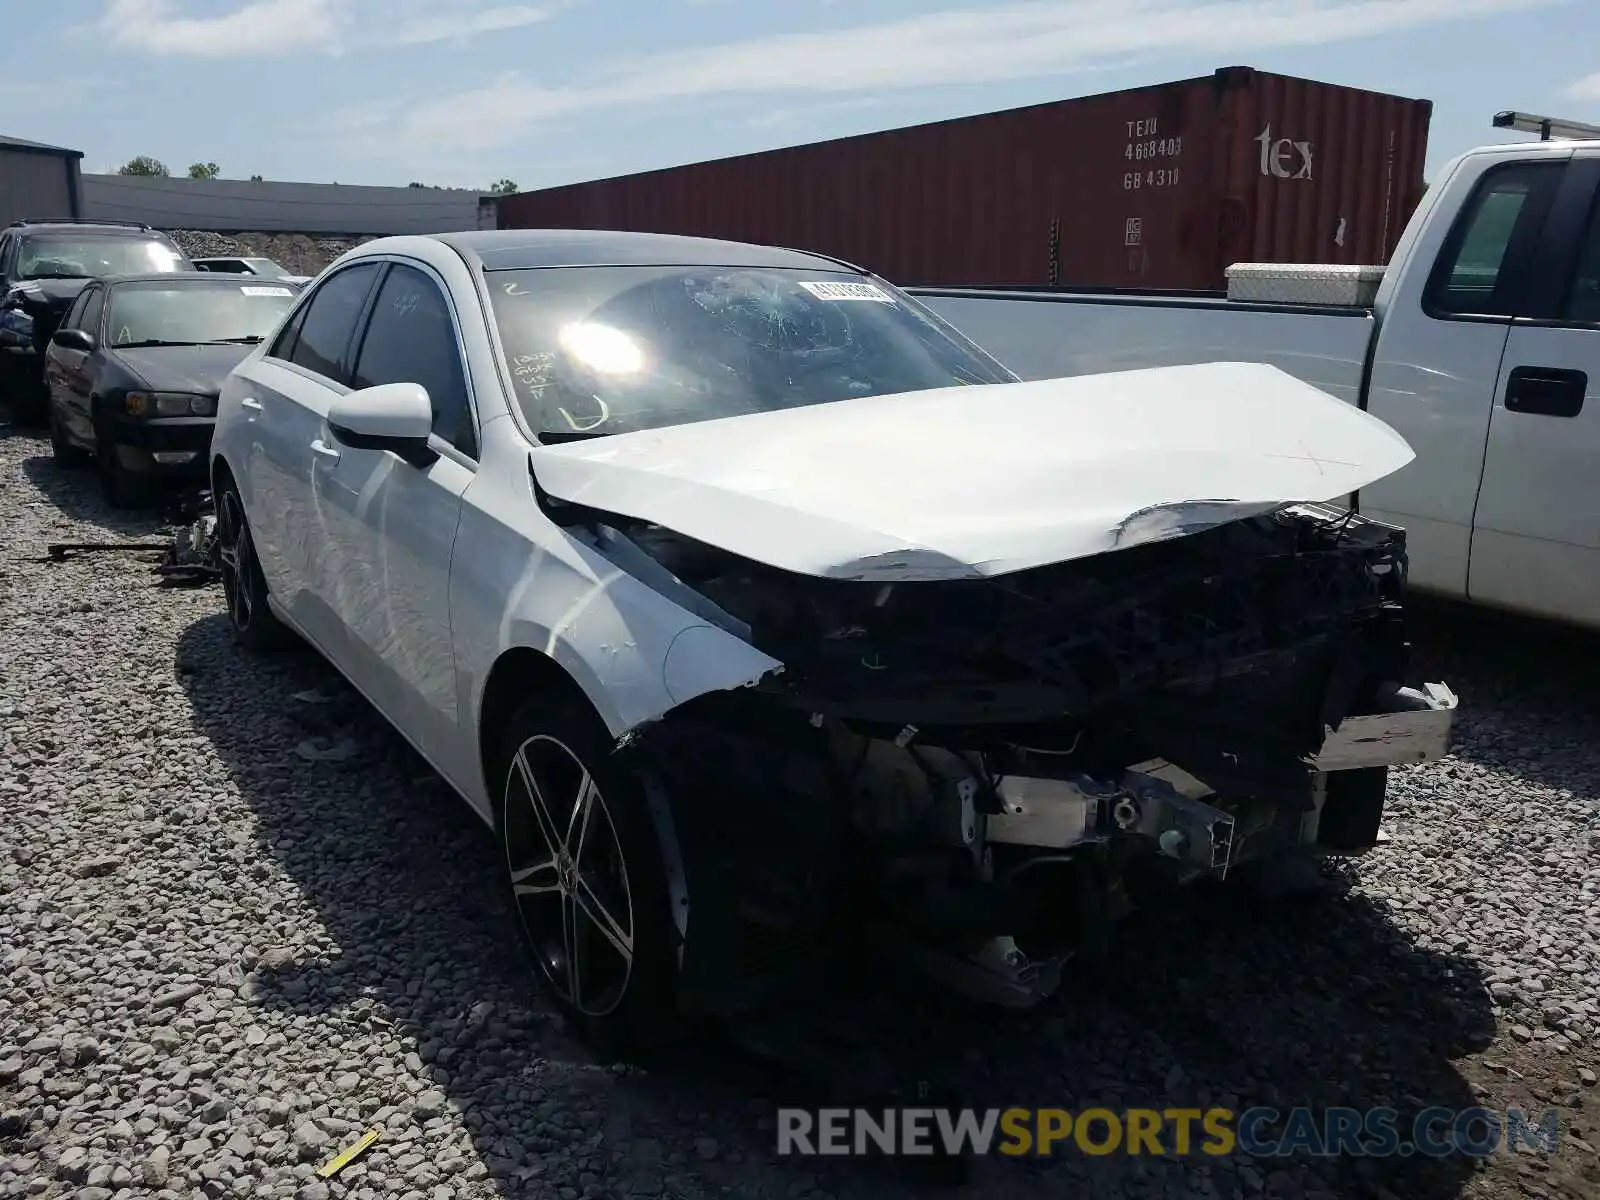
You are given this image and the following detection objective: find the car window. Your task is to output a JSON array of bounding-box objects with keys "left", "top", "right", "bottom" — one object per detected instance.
[
  {"left": 352, "top": 262, "right": 476, "bottom": 457},
  {"left": 80, "top": 287, "right": 105, "bottom": 339},
  {"left": 61, "top": 288, "right": 92, "bottom": 331},
  {"left": 1426, "top": 162, "right": 1561, "bottom": 318},
  {"left": 288, "top": 262, "right": 381, "bottom": 383},
  {"left": 270, "top": 301, "right": 309, "bottom": 361}
]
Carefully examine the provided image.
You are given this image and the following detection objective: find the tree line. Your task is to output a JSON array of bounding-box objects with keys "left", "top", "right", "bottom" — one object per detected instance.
[{"left": 116, "top": 157, "right": 519, "bottom": 194}]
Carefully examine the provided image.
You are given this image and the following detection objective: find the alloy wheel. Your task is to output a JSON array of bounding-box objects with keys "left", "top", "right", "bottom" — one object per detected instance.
[
  {"left": 216, "top": 490, "right": 257, "bottom": 632},
  {"left": 503, "top": 734, "right": 636, "bottom": 1017}
]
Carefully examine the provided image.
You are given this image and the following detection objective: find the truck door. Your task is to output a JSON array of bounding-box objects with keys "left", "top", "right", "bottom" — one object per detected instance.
[
  {"left": 1361, "top": 157, "right": 1566, "bottom": 598},
  {"left": 1467, "top": 156, "right": 1600, "bottom": 625}
]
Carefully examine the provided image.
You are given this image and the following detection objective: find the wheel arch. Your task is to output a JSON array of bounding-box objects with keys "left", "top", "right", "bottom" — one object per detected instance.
[
  {"left": 476, "top": 645, "right": 608, "bottom": 817},
  {"left": 210, "top": 452, "right": 237, "bottom": 497}
]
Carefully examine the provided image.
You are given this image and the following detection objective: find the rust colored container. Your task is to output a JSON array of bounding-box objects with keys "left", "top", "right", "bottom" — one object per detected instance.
[{"left": 495, "top": 66, "right": 1432, "bottom": 291}]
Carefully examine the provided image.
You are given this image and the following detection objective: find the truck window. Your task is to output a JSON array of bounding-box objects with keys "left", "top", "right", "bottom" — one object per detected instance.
[
  {"left": 1425, "top": 162, "right": 1561, "bottom": 319},
  {"left": 1562, "top": 194, "right": 1600, "bottom": 324}
]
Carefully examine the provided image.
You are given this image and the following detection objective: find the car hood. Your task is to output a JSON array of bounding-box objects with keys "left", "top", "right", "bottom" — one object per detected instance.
[
  {"left": 109, "top": 343, "right": 255, "bottom": 395},
  {"left": 528, "top": 361, "right": 1417, "bottom": 582}
]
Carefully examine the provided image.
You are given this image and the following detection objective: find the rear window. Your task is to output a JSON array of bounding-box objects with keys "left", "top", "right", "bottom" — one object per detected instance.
[
  {"left": 485, "top": 264, "right": 1013, "bottom": 440},
  {"left": 20, "top": 237, "right": 187, "bottom": 280}
]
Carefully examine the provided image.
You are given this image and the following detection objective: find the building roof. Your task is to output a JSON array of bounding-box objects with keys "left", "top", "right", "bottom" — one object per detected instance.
[{"left": 0, "top": 134, "right": 85, "bottom": 158}]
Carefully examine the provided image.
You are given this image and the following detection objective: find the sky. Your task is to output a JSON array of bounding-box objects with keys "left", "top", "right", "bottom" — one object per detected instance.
[{"left": 1, "top": 0, "right": 1596, "bottom": 191}]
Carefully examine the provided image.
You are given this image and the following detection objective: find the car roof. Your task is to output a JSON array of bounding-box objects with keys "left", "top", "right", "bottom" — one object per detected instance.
[
  {"left": 16, "top": 223, "right": 172, "bottom": 239},
  {"left": 100, "top": 272, "right": 276, "bottom": 286},
  {"left": 431, "top": 228, "right": 861, "bottom": 273}
]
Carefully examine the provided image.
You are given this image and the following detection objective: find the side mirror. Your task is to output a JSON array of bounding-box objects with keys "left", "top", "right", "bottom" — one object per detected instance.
[
  {"left": 327, "top": 381, "right": 438, "bottom": 468},
  {"left": 52, "top": 328, "right": 95, "bottom": 353}
]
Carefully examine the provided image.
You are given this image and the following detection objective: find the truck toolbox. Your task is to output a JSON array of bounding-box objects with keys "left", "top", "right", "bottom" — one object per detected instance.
[
  {"left": 495, "top": 66, "right": 1431, "bottom": 291},
  {"left": 1225, "top": 262, "right": 1387, "bottom": 306}
]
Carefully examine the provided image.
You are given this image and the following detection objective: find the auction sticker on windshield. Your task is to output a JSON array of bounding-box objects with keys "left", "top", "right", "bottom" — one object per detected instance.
[
  {"left": 241, "top": 286, "right": 294, "bottom": 297},
  {"left": 799, "top": 281, "right": 895, "bottom": 302}
]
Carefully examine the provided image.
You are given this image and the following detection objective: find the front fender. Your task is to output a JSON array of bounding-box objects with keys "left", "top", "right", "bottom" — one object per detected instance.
[{"left": 452, "top": 482, "right": 783, "bottom": 750}]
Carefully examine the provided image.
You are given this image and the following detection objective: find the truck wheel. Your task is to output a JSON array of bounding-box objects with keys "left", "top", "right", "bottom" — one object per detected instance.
[
  {"left": 215, "top": 483, "right": 291, "bottom": 651},
  {"left": 496, "top": 694, "right": 682, "bottom": 1057},
  {"left": 96, "top": 436, "right": 151, "bottom": 508}
]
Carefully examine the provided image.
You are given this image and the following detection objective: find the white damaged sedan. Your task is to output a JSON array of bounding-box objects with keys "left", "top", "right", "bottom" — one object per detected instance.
[{"left": 209, "top": 230, "right": 1457, "bottom": 1051}]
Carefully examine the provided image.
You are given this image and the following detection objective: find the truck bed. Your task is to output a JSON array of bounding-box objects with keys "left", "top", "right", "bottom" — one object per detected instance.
[{"left": 911, "top": 287, "right": 1376, "bottom": 407}]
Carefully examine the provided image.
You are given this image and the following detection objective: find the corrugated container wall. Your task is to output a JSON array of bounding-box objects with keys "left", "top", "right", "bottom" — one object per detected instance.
[
  {"left": 0, "top": 136, "right": 84, "bottom": 227},
  {"left": 496, "top": 67, "right": 1432, "bottom": 291}
]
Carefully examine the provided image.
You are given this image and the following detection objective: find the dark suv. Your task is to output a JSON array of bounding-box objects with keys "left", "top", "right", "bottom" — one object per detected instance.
[{"left": 0, "top": 219, "right": 193, "bottom": 424}]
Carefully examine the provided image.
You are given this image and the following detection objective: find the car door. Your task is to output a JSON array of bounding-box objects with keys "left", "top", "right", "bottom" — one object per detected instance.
[
  {"left": 1468, "top": 155, "right": 1600, "bottom": 625},
  {"left": 236, "top": 260, "right": 383, "bottom": 648},
  {"left": 1359, "top": 157, "right": 1567, "bottom": 597},
  {"left": 310, "top": 258, "right": 477, "bottom": 766},
  {"left": 52, "top": 284, "right": 105, "bottom": 443},
  {"left": 45, "top": 285, "right": 91, "bottom": 418}
]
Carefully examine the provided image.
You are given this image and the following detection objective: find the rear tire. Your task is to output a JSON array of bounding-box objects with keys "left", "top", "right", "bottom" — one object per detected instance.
[
  {"left": 495, "top": 694, "right": 682, "bottom": 1058},
  {"left": 48, "top": 402, "right": 88, "bottom": 467},
  {"left": 215, "top": 481, "right": 291, "bottom": 651}
]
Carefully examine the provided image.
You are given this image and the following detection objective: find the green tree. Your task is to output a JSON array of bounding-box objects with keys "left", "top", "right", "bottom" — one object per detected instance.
[
  {"left": 490, "top": 178, "right": 519, "bottom": 195},
  {"left": 187, "top": 161, "right": 221, "bottom": 179},
  {"left": 117, "top": 156, "right": 169, "bottom": 177}
]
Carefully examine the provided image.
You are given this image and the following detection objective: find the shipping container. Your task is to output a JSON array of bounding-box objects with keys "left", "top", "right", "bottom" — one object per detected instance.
[
  {"left": 0, "top": 134, "right": 84, "bottom": 227},
  {"left": 496, "top": 67, "right": 1432, "bottom": 291}
]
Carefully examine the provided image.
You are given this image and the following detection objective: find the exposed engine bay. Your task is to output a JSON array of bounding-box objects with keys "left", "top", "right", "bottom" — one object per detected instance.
[{"left": 569, "top": 500, "right": 1458, "bottom": 1013}]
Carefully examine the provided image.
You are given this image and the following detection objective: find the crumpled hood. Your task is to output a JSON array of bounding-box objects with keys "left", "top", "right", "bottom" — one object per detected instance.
[
  {"left": 11, "top": 277, "right": 90, "bottom": 315},
  {"left": 530, "top": 361, "right": 1416, "bottom": 582},
  {"left": 109, "top": 343, "right": 254, "bottom": 395}
]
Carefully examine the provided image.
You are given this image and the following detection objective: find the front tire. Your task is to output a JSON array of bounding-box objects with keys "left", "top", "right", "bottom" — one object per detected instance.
[
  {"left": 215, "top": 482, "right": 290, "bottom": 651},
  {"left": 496, "top": 695, "right": 681, "bottom": 1056}
]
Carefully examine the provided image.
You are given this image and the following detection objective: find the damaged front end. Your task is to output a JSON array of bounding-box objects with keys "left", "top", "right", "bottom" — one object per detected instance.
[{"left": 570, "top": 496, "right": 1457, "bottom": 1014}]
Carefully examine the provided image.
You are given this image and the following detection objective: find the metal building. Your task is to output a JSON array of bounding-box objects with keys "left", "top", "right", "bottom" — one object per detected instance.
[
  {"left": 80, "top": 175, "right": 493, "bottom": 236},
  {"left": 0, "top": 135, "right": 85, "bottom": 226}
]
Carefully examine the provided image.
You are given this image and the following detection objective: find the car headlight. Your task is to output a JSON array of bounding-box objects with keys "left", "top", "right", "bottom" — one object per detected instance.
[
  {"left": 0, "top": 308, "right": 32, "bottom": 336},
  {"left": 125, "top": 392, "right": 216, "bottom": 417}
]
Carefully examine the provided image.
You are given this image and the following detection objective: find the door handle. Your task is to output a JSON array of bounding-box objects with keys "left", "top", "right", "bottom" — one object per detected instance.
[
  {"left": 239, "top": 395, "right": 264, "bottom": 411},
  {"left": 1504, "top": 366, "right": 1586, "bottom": 418},
  {"left": 310, "top": 437, "right": 341, "bottom": 462}
]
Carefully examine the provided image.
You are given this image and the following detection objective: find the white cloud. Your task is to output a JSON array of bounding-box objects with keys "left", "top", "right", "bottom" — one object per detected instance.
[
  {"left": 362, "top": 0, "right": 1558, "bottom": 156},
  {"left": 98, "top": 0, "right": 347, "bottom": 57},
  {"left": 1563, "top": 73, "right": 1600, "bottom": 102},
  {"left": 394, "top": 4, "right": 559, "bottom": 46}
]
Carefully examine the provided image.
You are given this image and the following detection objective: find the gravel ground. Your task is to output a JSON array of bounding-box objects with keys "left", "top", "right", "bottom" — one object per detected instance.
[{"left": 1, "top": 416, "right": 1597, "bottom": 1200}]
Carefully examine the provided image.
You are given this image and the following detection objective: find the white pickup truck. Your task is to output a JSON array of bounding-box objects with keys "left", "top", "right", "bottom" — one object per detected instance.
[{"left": 914, "top": 127, "right": 1600, "bottom": 630}]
